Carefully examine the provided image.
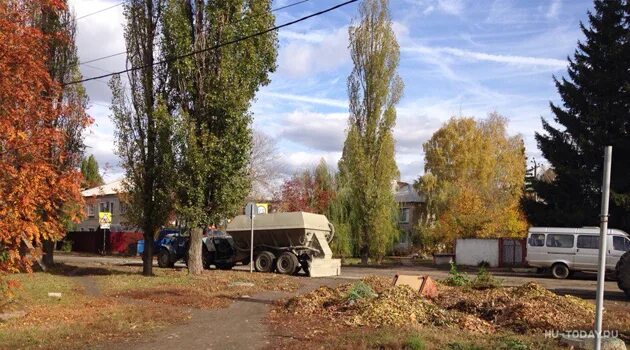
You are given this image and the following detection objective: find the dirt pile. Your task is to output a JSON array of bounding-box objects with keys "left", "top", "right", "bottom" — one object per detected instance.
[
  {"left": 436, "top": 282, "right": 595, "bottom": 333},
  {"left": 282, "top": 277, "right": 595, "bottom": 334}
]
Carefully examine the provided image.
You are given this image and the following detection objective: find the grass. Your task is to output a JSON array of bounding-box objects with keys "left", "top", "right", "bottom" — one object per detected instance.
[{"left": 0, "top": 264, "right": 302, "bottom": 349}]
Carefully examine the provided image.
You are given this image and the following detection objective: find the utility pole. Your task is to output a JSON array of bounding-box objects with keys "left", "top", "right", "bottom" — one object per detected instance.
[{"left": 594, "top": 146, "right": 612, "bottom": 350}]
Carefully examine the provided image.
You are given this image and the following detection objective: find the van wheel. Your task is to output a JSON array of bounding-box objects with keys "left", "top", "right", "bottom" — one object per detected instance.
[{"left": 551, "top": 263, "right": 570, "bottom": 279}]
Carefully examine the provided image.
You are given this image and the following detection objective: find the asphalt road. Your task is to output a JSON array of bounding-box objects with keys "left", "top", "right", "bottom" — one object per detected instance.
[{"left": 55, "top": 253, "right": 627, "bottom": 301}]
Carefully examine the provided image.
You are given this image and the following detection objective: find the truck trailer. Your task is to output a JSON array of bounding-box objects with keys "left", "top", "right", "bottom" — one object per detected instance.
[{"left": 226, "top": 211, "right": 341, "bottom": 277}]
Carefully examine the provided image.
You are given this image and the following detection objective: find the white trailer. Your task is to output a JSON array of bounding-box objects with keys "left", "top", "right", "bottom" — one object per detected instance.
[{"left": 226, "top": 212, "right": 341, "bottom": 277}]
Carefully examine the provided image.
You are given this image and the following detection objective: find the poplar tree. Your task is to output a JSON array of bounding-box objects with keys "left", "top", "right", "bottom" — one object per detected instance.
[
  {"left": 110, "top": 0, "right": 175, "bottom": 276},
  {"left": 80, "top": 155, "right": 104, "bottom": 188},
  {"left": 339, "top": 0, "right": 403, "bottom": 264},
  {"left": 161, "top": 0, "right": 277, "bottom": 274}
]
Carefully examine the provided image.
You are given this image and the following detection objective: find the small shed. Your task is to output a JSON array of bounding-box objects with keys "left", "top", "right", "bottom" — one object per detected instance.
[{"left": 455, "top": 238, "right": 527, "bottom": 267}]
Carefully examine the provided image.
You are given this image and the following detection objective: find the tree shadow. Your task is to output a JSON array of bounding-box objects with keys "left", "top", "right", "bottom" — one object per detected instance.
[{"left": 45, "top": 262, "right": 139, "bottom": 277}]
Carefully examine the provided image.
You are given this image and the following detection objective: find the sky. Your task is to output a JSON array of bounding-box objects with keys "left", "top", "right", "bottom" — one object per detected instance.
[{"left": 69, "top": 0, "right": 594, "bottom": 185}]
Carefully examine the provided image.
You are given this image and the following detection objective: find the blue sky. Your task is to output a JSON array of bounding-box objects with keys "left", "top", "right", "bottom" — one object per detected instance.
[{"left": 70, "top": 0, "right": 594, "bottom": 184}]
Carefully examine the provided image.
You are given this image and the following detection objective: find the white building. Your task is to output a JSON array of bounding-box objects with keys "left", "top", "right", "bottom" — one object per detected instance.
[{"left": 74, "top": 180, "right": 130, "bottom": 232}]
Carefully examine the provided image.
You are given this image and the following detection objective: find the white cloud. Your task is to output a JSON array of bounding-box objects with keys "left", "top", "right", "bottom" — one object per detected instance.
[
  {"left": 403, "top": 44, "right": 566, "bottom": 68},
  {"left": 277, "top": 27, "right": 350, "bottom": 79},
  {"left": 259, "top": 91, "right": 348, "bottom": 108},
  {"left": 546, "top": 0, "right": 562, "bottom": 20},
  {"left": 279, "top": 111, "right": 347, "bottom": 152},
  {"left": 437, "top": 0, "right": 465, "bottom": 16}
]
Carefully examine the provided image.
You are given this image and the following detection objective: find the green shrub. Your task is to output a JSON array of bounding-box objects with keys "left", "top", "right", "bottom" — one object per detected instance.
[
  {"left": 61, "top": 240, "right": 73, "bottom": 253},
  {"left": 405, "top": 334, "right": 426, "bottom": 350},
  {"left": 470, "top": 267, "right": 502, "bottom": 290},
  {"left": 346, "top": 281, "right": 377, "bottom": 301},
  {"left": 497, "top": 338, "right": 528, "bottom": 350},
  {"left": 447, "top": 342, "right": 484, "bottom": 350},
  {"left": 443, "top": 262, "right": 470, "bottom": 286}
]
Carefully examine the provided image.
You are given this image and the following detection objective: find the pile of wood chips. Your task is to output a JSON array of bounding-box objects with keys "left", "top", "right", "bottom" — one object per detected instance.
[
  {"left": 436, "top": 282, "right": 595, "bottom": 333},
  {"left": 282, "top": 277, "right": 595, "bottom": 335}
]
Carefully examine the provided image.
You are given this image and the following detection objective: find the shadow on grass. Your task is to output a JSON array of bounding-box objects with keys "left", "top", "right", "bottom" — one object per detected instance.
[{"left": 45, "top": 263, "right": 138, "bottom": 277}]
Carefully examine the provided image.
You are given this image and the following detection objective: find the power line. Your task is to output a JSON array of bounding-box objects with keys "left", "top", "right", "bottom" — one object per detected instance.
[
  {"left": 67, "top": 0, "right": 357, "bottom": 86},
  {"left": 76, "top": 2, "right": 124, "bottom": 21},
  {"left": 78, "top": 0, "right": 311, "bottom": 67}
]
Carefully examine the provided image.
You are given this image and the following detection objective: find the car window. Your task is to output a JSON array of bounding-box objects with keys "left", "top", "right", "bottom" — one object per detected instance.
[
  {"left": 528, "top": 233, "right": 545, "bottom": 247},
  {"left": 546, "top": 234, "right": 574, "bottom": 248},
  {"left": 577, "top": 235, "right": 599, "bottom": 249},
  {"left": 613, "top": 236, "right": 630, "bottom": 252}
]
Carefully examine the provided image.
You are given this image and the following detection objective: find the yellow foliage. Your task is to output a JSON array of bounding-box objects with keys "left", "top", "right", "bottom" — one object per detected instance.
[{"left": 417, "top": 113, "right": 527, "bottom": 247}]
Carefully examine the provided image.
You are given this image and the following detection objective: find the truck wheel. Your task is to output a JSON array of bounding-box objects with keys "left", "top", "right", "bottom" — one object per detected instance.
[
  {"left": 254, "top": 251, "right": 276, "bottom": 273},
  {"left": 276, "top": 252, "right": 299, "bottom": 275},
  {"left": 551, "top": 263, "right": 570, "bottom": 279},
  {"left": 157, "top": 250, "right": 171, "bottom": 268},
  {"left": 616, "top": 251, "right": 630, "bottom": 298}
]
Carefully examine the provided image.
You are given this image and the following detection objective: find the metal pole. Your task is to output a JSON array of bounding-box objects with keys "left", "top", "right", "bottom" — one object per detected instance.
[
  {"left": 250, "top": 210, "right": 255, "bottom": 273},
  {"left": 594, "top": 146, "right": 612, "bottom": 350}
]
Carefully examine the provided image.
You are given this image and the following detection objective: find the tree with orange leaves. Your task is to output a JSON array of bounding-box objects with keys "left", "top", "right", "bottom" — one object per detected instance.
[{"left": 0, "top": 0, "right": 89, "bottom": 296}]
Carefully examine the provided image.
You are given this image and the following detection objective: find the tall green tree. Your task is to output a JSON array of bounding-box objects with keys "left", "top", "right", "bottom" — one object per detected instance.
[
  {"left": 161, "top": 0, "right": 277, "bottom": 274},
  {"left": 80, "top": 155, "right": 103, "bottom": 188},
  {"left": 524, "top": 0, "right": 630, "bottom": 231},
  {"left": 339, "top": 0, "right": 402, "bottom": 264},
  {"left": 110, "top": 0, "right": 175, "bottom": 276}
]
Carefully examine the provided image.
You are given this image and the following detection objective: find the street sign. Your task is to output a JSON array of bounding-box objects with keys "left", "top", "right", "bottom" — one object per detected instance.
[
  {"left": 98, "top": 212, "right": 112, "bottom": 229},
  {"left": 245, "top": 202, "right": 256, "bottom": 218},
  {"left": 256, "top": 203, "right": 268, "bottom": 215}
]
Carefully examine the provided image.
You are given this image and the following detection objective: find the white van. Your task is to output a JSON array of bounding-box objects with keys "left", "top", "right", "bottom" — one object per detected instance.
[{"left": 526, "top": 227, "right": 630, "bottom": 279}]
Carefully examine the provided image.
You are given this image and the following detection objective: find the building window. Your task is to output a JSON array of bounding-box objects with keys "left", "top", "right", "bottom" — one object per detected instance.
[
  {"left": 87, "top": 204, "right": 95, "bottom": 218},
  {"left": 120, "top": 202, "right": 127, "bottom": 215},
  {"left": 99, "top": 201, "right": 114, "bottom": 213},
  {"left": 399, "top": 208, "right": 410, "bottom": 223}
]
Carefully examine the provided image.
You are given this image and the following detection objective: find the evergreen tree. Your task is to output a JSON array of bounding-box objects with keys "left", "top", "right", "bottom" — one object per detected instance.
[
  {"left": 339, "top": 0, "right": 402, "bottom": 264},
  {"left": 80, "top": 155, "right": 103, "bottom": 188},
  {"left": 524, "top": 0, "right": 630, "bottom": 231}
]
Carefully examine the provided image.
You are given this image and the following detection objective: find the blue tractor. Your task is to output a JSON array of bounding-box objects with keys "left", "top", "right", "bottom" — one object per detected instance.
[{"left": 148, "top": 228, "right": 239, "bottom": 269}]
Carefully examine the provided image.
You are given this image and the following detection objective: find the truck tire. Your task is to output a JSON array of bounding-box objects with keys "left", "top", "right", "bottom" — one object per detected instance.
[
  {"left": 551, "top": 262, "right": 570, "bottom": 279},
  {"left": 276, "top": 252, "right": 299, "bottom": 275},
  {"left": 616, "top": 251, "right": 630, "bottom": 298},
  {"left": 157, "top": 249, "right": 172, "bottom": 268},
  {"left": 254, "top": 251, "right": 275, "bottom": 273}
]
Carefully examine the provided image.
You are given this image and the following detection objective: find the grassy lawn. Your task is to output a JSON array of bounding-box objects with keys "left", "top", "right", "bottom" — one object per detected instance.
[{"left": 0, "top": 264, "right": 300, "bottom": 349}]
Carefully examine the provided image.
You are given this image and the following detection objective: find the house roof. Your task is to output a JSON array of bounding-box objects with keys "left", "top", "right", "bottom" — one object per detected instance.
[
  {"left": 394, "top": 181, "right": 425, "bottom": 203},
  {"left": 81, "top": 179, "right": 125, "bottom": 197}
]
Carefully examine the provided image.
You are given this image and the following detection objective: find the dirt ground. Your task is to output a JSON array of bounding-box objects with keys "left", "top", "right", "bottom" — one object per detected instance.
[{"left": 1, "top": 254, "right": 627, "bottom": 350}]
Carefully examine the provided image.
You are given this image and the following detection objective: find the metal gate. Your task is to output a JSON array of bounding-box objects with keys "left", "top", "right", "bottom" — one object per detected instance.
[{"left": 501, "top": 239, "right": 524, "bottom": 266}]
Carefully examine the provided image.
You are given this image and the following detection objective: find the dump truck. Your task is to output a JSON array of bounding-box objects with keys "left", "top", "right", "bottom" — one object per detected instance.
[{"left": 226, "top": 211, "right": 341, "bottom": 277}]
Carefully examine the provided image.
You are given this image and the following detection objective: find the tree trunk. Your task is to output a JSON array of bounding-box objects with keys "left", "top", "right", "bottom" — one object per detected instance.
[
  {"left": 142, "top": 231, "right": 154, "bottom": 276},
  {"left": 360, "top": 246, "right": 369, "bottom": 265},
  {"left": 42, "top": 239, "right": 55, "bottom": 268},
  {"left": 188, "top": 227, "right": 203, "bottom": 275}
]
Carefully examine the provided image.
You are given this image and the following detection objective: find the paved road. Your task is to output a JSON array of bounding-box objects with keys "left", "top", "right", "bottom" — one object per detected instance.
[{"left": 55, "top": 254, "right": 626, "bottom": 301}]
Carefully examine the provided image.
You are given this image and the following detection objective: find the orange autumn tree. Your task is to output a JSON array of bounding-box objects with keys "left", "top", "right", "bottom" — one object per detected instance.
[{"left": 0, "top": 0, "right": 88, "bottom": 294}]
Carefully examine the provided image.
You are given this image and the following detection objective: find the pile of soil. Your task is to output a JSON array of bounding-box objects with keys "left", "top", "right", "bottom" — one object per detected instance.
[{"left": 282, "top": 277, "right": 594, "bottom": 335}]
